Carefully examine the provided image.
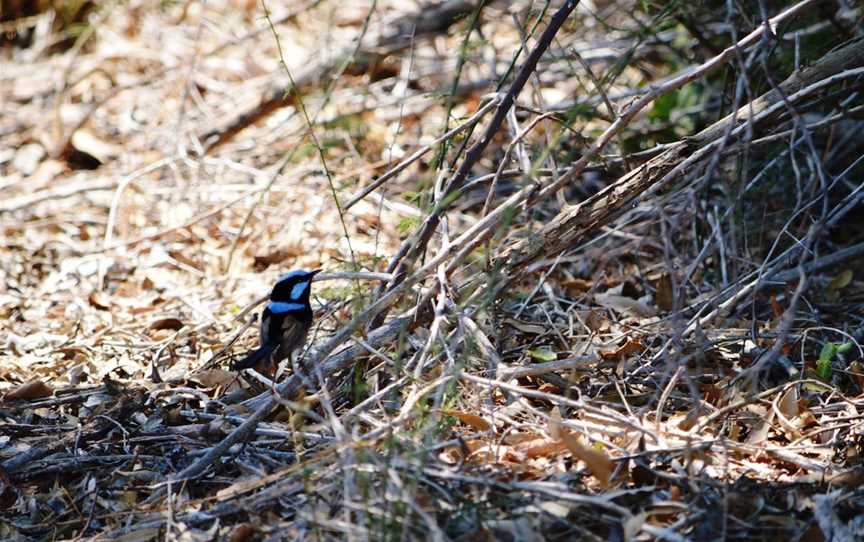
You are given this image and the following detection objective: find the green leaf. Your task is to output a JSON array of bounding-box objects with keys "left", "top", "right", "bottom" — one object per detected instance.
[
  {"left": 527, "top": 348, "right": 557, "bottom": 362},
  {"left": 649, "top": 90, "right": 677, "bottom": 122},
  {"left": 818, "top": 341, "right": 855, "bottom": 380},
  {"left": 818, "top": 342, "right": 839, "bottom": 364},
  {"left": 396, "top": 216, "right": 420, "bottom": 236},
  {"left": 816, "top": 358, "right": 832, "bottom": 380}
]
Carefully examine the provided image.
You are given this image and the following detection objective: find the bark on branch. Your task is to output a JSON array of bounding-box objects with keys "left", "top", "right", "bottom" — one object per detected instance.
[
  {"left": 198, "top": 0, "right": 477, "bottom": 151},
  {"left": 498, "top": 37, "right": 864, "bottom": 277}
]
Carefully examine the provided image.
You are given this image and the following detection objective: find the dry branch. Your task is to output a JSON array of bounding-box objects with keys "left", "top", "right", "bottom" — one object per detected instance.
[
  {"left": 4, "top": 0, "right": 863, "bottom": 538},
  {"left": 2, "top": 389, "right": 145, "bottom": 475},
  {"left": 0, "top": 178, "right": 117, "bottom": 214},
  {"left": 498, "top": 36, "right": 864, "bottom": 279},
  {"left": 198, "top": 0, "right": 478, "bottom": 150}
]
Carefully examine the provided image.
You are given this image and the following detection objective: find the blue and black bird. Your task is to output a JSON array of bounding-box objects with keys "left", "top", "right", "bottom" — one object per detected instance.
[{"left": 231, "top": 269, "right": 320, "bottom": 373}]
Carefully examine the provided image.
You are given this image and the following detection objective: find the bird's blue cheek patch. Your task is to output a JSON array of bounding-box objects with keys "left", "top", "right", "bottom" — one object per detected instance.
[
  {"left": 290, "top": 281, "right": 309, "bottom": 301},
  {"left": 269, "top": 302, "right": 306, "bottom": 314}
]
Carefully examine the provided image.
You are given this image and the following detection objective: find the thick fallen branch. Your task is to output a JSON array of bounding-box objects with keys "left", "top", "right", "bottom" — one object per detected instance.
[
  {"left": 198, "top": 0, "right": 477, "bottom": 150},
  {"left": 497, "top": 36, "right": 864, "bottom": 278}
]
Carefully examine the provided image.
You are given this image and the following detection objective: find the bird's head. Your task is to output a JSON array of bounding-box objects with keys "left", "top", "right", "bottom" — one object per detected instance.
[{"left": 270, "top": 269, "right": 321, "bottom": 303}]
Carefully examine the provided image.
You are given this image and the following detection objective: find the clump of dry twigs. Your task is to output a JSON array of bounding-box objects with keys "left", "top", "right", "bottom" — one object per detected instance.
[{"left": 2, "top": 0, "right": 864, "bottom": 539}]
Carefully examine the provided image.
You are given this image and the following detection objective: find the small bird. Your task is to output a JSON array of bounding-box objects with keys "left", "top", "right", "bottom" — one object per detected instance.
[{"left": 231, "top": 269, "right": 320, "bottom": 373}]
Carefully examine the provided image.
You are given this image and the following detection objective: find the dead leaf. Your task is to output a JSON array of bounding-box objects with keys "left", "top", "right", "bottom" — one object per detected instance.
[
  {"left": 66, "top": 364, "right": 88, "bottom": 386},
  {"left": 253, "top": 247, "right": 302, "bottom": 270},
  {"left": 594, "top": 292, "right": 657, "bottom": 318},
  {"left": 537, "top": 382, "right": 561, "bottom": 395},
  {"left": 548, "top": 407, "right": 563, "bottom": 440},
  {"left": 623, "top": 511, "right": 647, "bottom": 542},
  {"left": 520, "top": 438, "right": 568, "bottom": 458},
  {"left": 770, "top": 294, "right": 783, "bottom": 318},
  {"left": 727, "top": 422, "right": 741, "bottom": 441},
  {"left": 560, "top": 431, "right": 614, "bottom": 489},
  {"left": 654, "top": 273, "right": 674, "bottom": 312},
  {"left": 584, "top": 310, "right": 607, "bottom": 332},
  {"left": 190, "top": 369, "right": 236, "bottom": 389},
  {"left": 744, "top": 405, "right": 773, "bottom": 445},
  {"left": 777, "top": 386, "right": 799, "bottom": 418},
  {"left": 441, "top": 409, "right": 492, "bottom": 432},
  {"left": 676, "top": 408, "right": 702, "bottom": 431},
  {"left": 826, "top": 269, "right": 853, "bottom": 301},
  {"left": 230, "top": 524, "right": 260, "bottom": 542},
  {"left": 149, "top": 317, "right": 184, "bottom": 331},
  {"left": 775, "top": 387, "right": 804, "bottom": 440},
  {"left": 113, "top": 528, "right": 161, "bottom": 542},
  {"left": 561, "top": 277, "right": 593, "bottom": 293},
  {"left": 600, "top": 339, "right": 646, "bottom": 361},
  {"left": 70, "top": 129, "right": 123, "bottom": 164},
  {"left": 89, "top": 291, "right": 112, "bottom": 310},
  {"left": 4, "top": 380, "right": 53, "bottom": 401},
  {"left": 12, "top": 143, "right": 46, "bottom": 176},
  {"left": 168, "top": 250, "right": 204, "bottom": 271},
  {"left": 504, "top": 432, "right": 545, "bottom": 445}
]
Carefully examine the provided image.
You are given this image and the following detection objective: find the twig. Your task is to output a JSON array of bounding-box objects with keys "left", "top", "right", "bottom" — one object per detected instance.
[
  {"left": 343, "top": 96, "right": 501, "bottom": 211},
  {"left": 498, "top": 356, "right": 596, "bottom": 380},
  {"left": 383, "top": 0, "right": 582, "bottom": 291},
  {"left": 0, "top": 179, "right": 118, "bottom": 214}
]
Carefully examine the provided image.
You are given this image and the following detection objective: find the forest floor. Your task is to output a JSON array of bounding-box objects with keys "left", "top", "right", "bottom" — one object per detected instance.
[{"left": 2, "top": 0, "right": 864, "bottom": 540}]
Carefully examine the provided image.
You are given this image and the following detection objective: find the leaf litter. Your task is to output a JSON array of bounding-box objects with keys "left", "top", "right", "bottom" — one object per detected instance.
[{"left": 1, "top": 0, "right": 864, "bottom": 540}]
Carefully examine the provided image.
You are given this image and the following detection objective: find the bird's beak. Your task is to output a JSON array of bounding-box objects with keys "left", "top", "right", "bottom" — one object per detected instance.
[{"left": 310, "top": 269, "right": 322, "bottom": 279}]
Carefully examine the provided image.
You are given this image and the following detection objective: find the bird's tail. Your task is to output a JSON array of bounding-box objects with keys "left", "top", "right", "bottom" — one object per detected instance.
[{"left": 231, "top": 344, "right": 276, "bottom": 371}]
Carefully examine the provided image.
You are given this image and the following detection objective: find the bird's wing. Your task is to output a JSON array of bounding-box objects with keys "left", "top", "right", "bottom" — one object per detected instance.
[
  {"left": 260, "top": 306, "right": 273, "bottom": 344},
  {"left": 278, "top": 313, "right": 310, "bottom": 359}
]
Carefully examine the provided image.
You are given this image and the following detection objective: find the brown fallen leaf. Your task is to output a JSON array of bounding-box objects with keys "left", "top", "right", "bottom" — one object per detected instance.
[
  {"left": 4, "top": 380, "right": 53, "bottom": 401},
  {"left": 190, "top": 369, "right": 236, "bottom": 389},
  {"left": 548, "top": 407, "right": 563, "bottom": 440},
  {"left": 89, "top": 291, "right": 112, "bottom": 310},
  {"left": 253, "top": 247, "right": 302, "bottom": 270},
  {"left": 168, "top": 249, "right": 204, "bottom": 272},
  {"left": 520, "top": 438, "right": 569, "bottom": 458},
  {"left": 676, "top": 408, "right": 703, "bottom": 431},
  {"left": 775, "top": 386, "right": 803, "bottom": 440},
  {"left": 149, "top": 317, "right": 184, "bottom": 331},
  {"left": 777, "top": 386, "right": 799, "bottom": 419},
  {"left": 230, "top": 524, "right": 261, "bottom": 542},
  {"left": 600, "top": 339, "right": 646, "bottom": 361},
  {"left": 504, "top": 432, "right": 545, "bottom": 445},
  {"left": 594, "top": 292, "right": 657, "bottom": 318},
  {"left": 583, "top": 309, "right": 607, "bottom": 332},
  {"left": 654, "top": 273, "right": 674, "bottom": 312},
  {"left": 770, "top": 294, "right": 783, "bottom": 319},
  {"left": 561, "top": 277, "right": 594, "bottom": 294},
  {"left": 560, "top": 431, "right": 614, "bottom": 489},
  {"left": 441, "top": 409, "right": 493, "bottom": 432}
]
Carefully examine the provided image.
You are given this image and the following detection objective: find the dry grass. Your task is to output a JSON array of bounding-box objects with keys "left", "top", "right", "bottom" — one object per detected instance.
[{"left": 2, "top": 0, "right": 864, "bottom": 540}]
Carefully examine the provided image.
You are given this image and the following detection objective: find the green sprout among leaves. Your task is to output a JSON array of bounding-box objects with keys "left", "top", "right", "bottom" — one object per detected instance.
[
  {"left": 527, "top": 347, "right": 557, "bottom": 362},
  {"left": 816, "top": 341, "right": 853, "bottom": 380}
]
